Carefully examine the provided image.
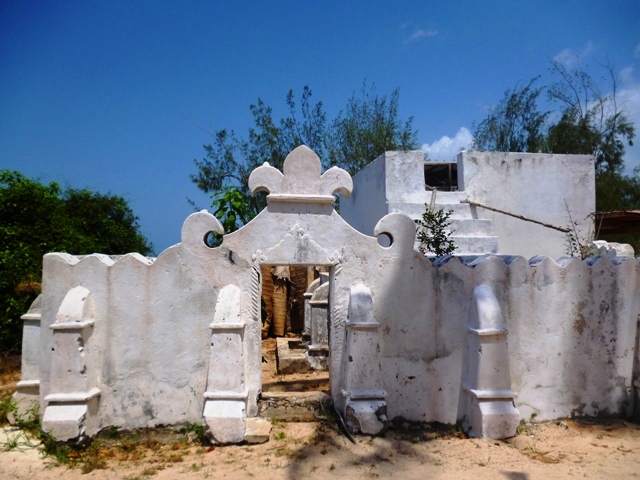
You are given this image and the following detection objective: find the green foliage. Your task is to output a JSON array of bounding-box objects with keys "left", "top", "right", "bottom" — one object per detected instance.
[
  {"left": 547, "top": 60, "right": 635, "bottom": 174},
  {"left": 594, "top": 170, "right": 640, "bottom": 251},
  {"left": 472, "top": 61, "right": 635, "bottom": 176},
  {"left": 327, "top": 81, "right": 418, "bottom": 174},
  {"left": 211, "top": 185, "right": 254, "bottom": 234},
  {"left": 473, "top": 59, "right": 637, "bottom": 239},
  {"left": 1, "top": 399, "right": 41, "bottom": 452},
  {"left": 0, "top": 397, "right": 16, "bottom": 425},
  {"left": 415, "top": 206, "right": 457, "bottom": 257},
  {"left": 191, "top": 82, "right": 417, "bottom": 226},
  {"left": 472, "top": 77, "right": 549, "bottom": 153},
  {"left": 40, "top": 430, "right": 71, "bottom": 465},
  {"left": 182, "top": 422, "right": 208, "bottom": 444},
  {"left": 191, "top": 86, "right": 326, "bottom": 219},
  {"left": 564, "top": 201, "right": 593, "bottom": 260},
  {"left": 0, "top": 170, "right": 153, "bottom": 352}
]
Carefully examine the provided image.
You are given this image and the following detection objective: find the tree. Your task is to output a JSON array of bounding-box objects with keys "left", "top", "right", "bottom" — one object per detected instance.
[
  {"left": 472, "top": 77, "right": 549, "bottom": 153},
  {"left": 191, "top": 82, "right": 417, "bottom": 226},
  {"left": 547, "top": 60, "right": 635, "bottom": 173},
  {"left": 326, "top": 82, "right": 418, "bottom": 174},
  {"left": 191, "top": 86, "right": 327, "bottom": 220},
  {"left": 472, "top": 59, "right": 638, "bottom": 251},
  {"left": 472, "top": 62, "right": 635, "bottom": 169},
  {"left": 415, "top": 207, "right": 456, "bottom": 257},
  {"left": 593, "top": 169, "right": 640, "bottom": 252},
  {"left": 0, "top": 170, "right": 153, "bottom": 352}
]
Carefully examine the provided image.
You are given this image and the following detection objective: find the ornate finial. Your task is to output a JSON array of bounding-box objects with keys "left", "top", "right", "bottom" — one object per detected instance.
[{"left": 248, "top": 145, "right": 352, "bottom": 204}]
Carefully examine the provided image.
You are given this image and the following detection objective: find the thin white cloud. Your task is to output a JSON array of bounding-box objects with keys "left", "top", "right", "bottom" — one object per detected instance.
[
  {"left": 404, "top": 28, "right": 438, "bottom": 44},
  {"left": 421, "top": 127, "right": 473, "bottom": 161},
  {"left": 620, "top": 66, "right": 634, "bottom": 84},
  {"left": 618, "top": 79, "right": 640, "bottom": 174},
  {"left": 635, "top": 42, "right": 640, "bottom": 59},
  {"left": 553, "top": 41, "right": 594, "bottom": 68}
]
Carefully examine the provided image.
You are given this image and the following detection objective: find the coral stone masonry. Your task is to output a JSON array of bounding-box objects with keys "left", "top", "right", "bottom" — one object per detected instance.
[{"left": 11, "top": 145, "right": 640, "bottom": 444}]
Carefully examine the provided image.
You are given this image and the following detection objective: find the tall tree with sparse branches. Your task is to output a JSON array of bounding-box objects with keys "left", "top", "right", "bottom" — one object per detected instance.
[
  {"left": 326, "top": 81, "right": 418, "bottom": 174},
  {"left": 191, "top": 82, "right": 417, "bottom": 222},
  {"left": 546, "top": 60, "right": 635, "bottom": 173},
  {"left": 472, "top": 77, "right": 549, "bottom": 153},
  {"left": 191, "top": 86, "right": 327, "bottom": 217}
]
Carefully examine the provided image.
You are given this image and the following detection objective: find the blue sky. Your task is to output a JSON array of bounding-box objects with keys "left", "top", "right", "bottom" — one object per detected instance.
[{"left": 1, "top": 1, "right": 639, "bottom": 254}]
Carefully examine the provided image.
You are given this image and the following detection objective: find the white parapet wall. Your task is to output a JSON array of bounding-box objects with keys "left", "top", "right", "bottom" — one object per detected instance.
[
  {"left": 15, "top": 146, "right": 639, "bottom": 442},
  {"left": 458, "top": 151, "right": 595, "bottom": 259},
  {"left": 342, "top": 149, "right": 595, "bottom": 259}
]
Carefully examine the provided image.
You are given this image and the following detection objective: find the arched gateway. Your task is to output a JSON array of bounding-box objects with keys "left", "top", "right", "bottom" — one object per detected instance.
[
  {"left": 191, "top": 145, "right": 415, "bottom": 441},
  {"left": 16, "top": 145, "right": 639, "bottom": 444},
  {"left": 29, "top": 145, "right": 418, "bottom": 443}
]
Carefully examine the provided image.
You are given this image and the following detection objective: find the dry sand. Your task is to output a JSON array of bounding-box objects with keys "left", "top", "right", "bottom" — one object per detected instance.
[
  {"left": 2, "top": 417, "right": 640, "bottom": 480},
  {"left": 2, "top": 350, "right": 640, "bottom": 479}
]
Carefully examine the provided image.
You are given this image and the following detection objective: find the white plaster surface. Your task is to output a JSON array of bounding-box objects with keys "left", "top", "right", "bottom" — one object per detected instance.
[
  {"left": 459, "top": 151, "right": 595, "bottom": 259},
  {"left": 461, "top": 284, "right": 519, "bottom": 438},
  {"left": 41, "top": 404, "right": 87, "bottom": 441},
  {"left": 17, "top": 145, "right": 640, "bottom": 443},
  {"left": 341, "top": 151, "right": 498, "bottom": 255}
]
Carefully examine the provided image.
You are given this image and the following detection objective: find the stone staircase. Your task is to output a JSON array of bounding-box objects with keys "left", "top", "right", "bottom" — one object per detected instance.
[{"left": 388, "top": 191, "right": 499, "bottom": 255}]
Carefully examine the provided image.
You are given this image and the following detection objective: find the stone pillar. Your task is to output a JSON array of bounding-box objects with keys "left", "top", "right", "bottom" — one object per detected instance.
[
  {"left": 302, "top": 277, "right": 321, "bottom": 342},
  {"left": 203, "top": 285, "right": 247, "bottom": 444},
  {"left": 633, "top": 314, "right": 640, "bottom": 421},
  {"left": 340, "top": 284, "right": 386, "bottom": 435},
  {"left": 42, "top": 286, "right": 101, "bottom": 442},
  {"left": 307, "top": 282, "right": 329, "bottom": 370},
  {"left": 10, "top": 295, "right": 42, "bottom": 423},
  {"left": 461, "top": 284, "right": 519, "bottom": 439}
]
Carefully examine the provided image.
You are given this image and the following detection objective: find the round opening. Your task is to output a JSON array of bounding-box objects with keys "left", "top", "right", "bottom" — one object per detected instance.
[
  {"left": 377, "top": 232, "right": 393, "bottom": 247},
  {"left": 203, "top": 231, "right": 223, "bottom": 248}
]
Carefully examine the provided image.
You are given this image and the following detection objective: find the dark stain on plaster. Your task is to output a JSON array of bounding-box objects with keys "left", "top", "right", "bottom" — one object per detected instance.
[
  {"left": 143, "top": 401, "right": 155, "bottom": 419},
  {"left": 573, "top": 315, "right": 587, "bottom": 335},
  {"left": 570, "top": 403, "right": 587, "bottom": 417}
]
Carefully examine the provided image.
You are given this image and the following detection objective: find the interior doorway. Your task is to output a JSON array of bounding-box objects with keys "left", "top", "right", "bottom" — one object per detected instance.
[{"left": 260, "top": 264, "right": 330, "bottom": 395}]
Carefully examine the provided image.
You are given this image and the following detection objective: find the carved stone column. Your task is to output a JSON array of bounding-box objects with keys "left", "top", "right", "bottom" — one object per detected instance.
[
  {"left": 307, "top": 282, "right": 330, "bottom": 370},
  {"left": 42, "top": 286, "right": 101, "bottom": 442},
  {"left": 340, "top": 284, "right": 386, "bottom": 434},
  {"left": 203, "top": 285, "right": 247, "bottom": 444},
  {"left": 302, "top": 277, "right": 321, "bottom": 342},
  {"left": 10, "top": 295, "right": 42, "bottom": 423},
  {"left": 461, "top": 284, "right": 519, "bottom": 439}
]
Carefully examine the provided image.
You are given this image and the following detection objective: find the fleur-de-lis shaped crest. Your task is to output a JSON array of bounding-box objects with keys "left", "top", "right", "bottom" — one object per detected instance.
[{"left": 248, "top": 145, "right": 352, "bottom": 204}]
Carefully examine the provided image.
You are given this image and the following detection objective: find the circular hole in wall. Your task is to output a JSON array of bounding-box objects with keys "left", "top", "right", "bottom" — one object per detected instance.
[
  {"left": 377, "top": 232, "right": 393, "bottom": 247},
  {"left": 203, "top": 231, "right": 223, "bottom": 248}
]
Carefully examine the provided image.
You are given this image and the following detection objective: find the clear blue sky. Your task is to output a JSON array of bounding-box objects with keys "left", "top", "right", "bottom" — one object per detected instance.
[{"left": 1, "top": 1, "right": 639, "bottom": 254}]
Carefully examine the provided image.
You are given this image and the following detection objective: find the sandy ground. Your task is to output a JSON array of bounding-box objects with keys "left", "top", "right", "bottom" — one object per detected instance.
[
  {"left": 261, "top": 337, "right": 330, "bottom": 393},
  {"left": 2, "top": 351, "right": 640, "bottom": 479},
  {"left": 2, "top": 418, "right": 640, "bottom": 479}
]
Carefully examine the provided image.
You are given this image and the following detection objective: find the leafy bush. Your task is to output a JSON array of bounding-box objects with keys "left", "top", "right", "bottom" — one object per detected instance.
[
  {"left": 415, "top": 206, "right": 457, "bottom": 257},
  {"left": 0, "top": 170, "right": 153, "bottom": 352}
]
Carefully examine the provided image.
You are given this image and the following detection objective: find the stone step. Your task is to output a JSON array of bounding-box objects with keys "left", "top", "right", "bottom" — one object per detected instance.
[
  {"left": 414, "top": 235, "right": 498, "bottom": 256},
  {"left": 390, "top": 202, "right": 478, "bottom": 220},
  {"left": 423, "top": 190, "right": 466, "bottom": 203},
  {"left": 448, "top": 219, "right": 494, "bottom": 237},
  {"left": 258, "top": 391, "right": 332, "bottom": 422},
  {"left": 450, "top": 235, "right": 499, "bottom": 255}
]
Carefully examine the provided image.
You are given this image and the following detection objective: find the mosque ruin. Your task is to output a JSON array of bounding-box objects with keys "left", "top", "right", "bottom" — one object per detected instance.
[{"left": 11, "top": 145, "right": 640, "bottom": 444}]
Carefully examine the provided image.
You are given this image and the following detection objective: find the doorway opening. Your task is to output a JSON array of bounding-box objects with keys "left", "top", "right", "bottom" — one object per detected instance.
[{"left": 260, "top": 264, "right": 330, "bottom": 396}]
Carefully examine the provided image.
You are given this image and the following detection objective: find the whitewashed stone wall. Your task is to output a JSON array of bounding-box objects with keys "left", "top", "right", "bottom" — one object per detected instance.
[
  {"left": 14, "top": 146, "right": 640, "bottom": 442},
  {"left": 459, "top": 151, "right": 595, "bottom": 259},
  {"left": 341, "top": 150, "right": 595, "bottom": 259}
]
